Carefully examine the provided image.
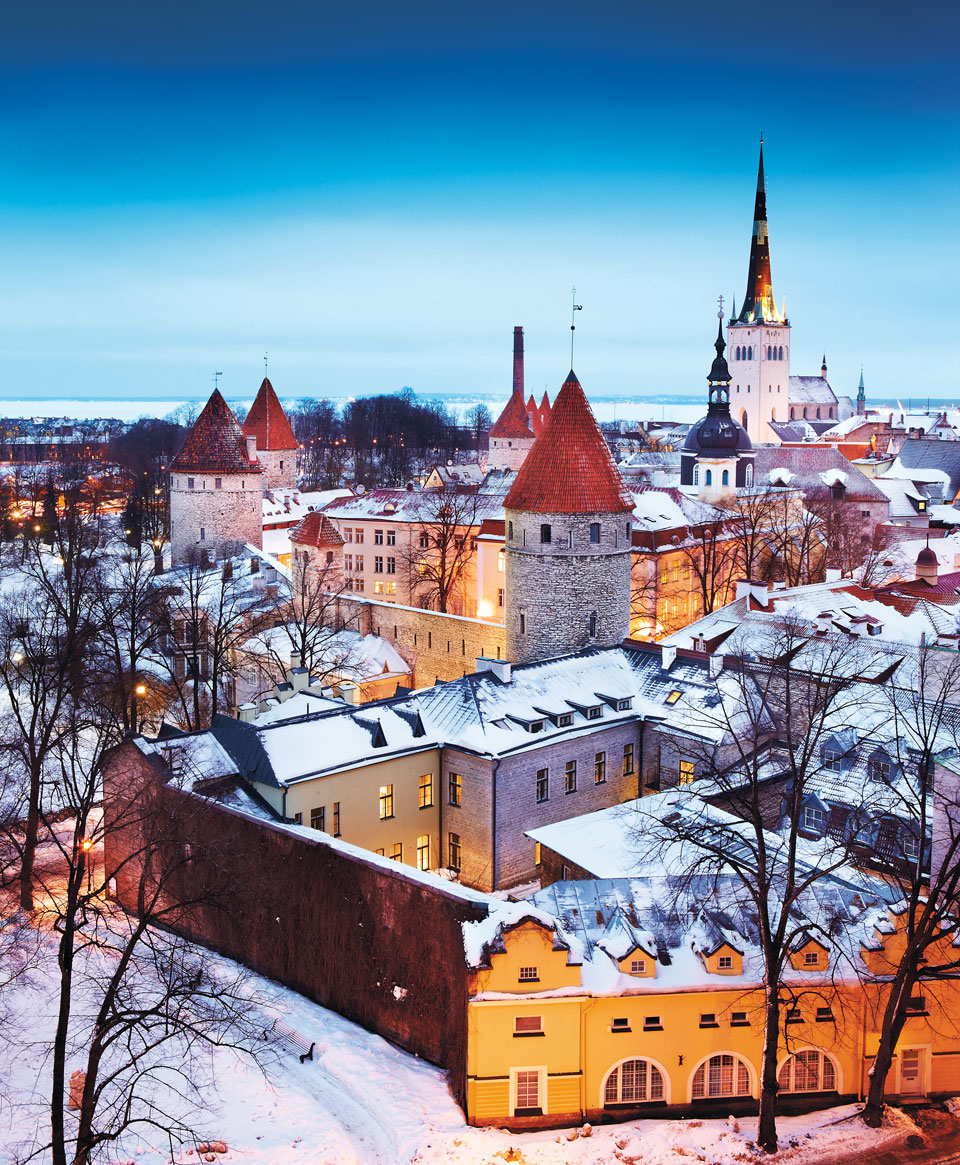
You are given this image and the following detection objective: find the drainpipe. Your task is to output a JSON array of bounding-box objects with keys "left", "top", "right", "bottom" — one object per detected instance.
[
  {"left": 579, "top": 997, "right": 599, "bottom": 1121},
  {"left": 491, "top": 757, "right": 501, "bottom": 890},
  {"left": 637, "top": 718, "right": 644, "bottom": 798},
  {"left": 281, "top": 786, "right": 288, "bottom": 821}
]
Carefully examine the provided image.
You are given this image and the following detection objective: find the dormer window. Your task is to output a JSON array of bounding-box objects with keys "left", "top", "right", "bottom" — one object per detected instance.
[
  {"left": 868, "top": 755, "right": 892, "bottom": 782},
  {"left": 629, "top": 958, "right": 646, "bottom": 974},
  {"left": 822, "top": 747, "right": 843, "bottom": 773},
  {"left": 616, "top": 698, "right": 632, "bottom": 711},
  {"left": 558, "top": 713, "right": 573, "bottom": 727},
  {"left": 718, "top": 955, "right": 733, "bottom": 971},
  {"left": 587, "top": 706, "right": 602, "bottom": 720},
  {"left": 803, "top": 950, "right": 820, "bottom": 966},
  {"left": 802, "top": 805, "right": 827, "bottom": 834}
]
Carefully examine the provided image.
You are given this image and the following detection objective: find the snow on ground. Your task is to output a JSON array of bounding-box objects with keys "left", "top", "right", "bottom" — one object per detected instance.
[{"left": 0, "top": 912, "right": 919, "bottom": 1165}]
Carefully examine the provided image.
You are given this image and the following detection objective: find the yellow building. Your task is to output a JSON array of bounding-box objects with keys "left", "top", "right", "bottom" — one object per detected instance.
[{"left": 462, "top": 880, "right": 960, "bottom": 1128}]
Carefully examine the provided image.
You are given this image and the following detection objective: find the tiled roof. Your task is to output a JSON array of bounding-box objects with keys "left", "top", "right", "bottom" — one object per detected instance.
[
  {"left": 169, "top": 389, "right": 262, "bottom": 474},
  {"left": 752, "top": 447, "right": 887, "bottom": 502},
  {"left": 289, "top": 511, "right": 345, "bottom": 548},
  {"left": 504, "top": 371, "right": 635, "bottom": 514},
  {"left": 789, "top": 375, "right": 838, "bottom": 405},
  {"left": 242, "top": 378, "right": 298, "bottom": 451},
  {"left": 488, "top": 389, "right": 534, "bottom": 439}
]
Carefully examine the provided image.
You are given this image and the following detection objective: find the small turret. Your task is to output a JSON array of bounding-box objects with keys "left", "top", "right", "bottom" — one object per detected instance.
[
  {"left": 915, "top": 542, "right": 938, "bottom": 585},
  {"left": 857, "top": 367, "right": 866, "bottom": 417}
]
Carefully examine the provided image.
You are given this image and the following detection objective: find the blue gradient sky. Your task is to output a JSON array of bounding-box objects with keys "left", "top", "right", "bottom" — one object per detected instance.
[{"left": 0, "top": 1, "right": 956, "bottom": 407}]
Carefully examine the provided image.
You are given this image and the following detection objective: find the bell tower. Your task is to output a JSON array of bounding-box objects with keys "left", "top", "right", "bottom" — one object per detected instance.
[{"left": 727, "top": 142, "right": 790, "bottom": 445}]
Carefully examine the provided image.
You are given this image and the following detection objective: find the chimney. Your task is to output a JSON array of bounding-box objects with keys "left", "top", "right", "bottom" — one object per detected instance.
[
  {"left": 475, "top": 656, "right": 512, "bottom": 683},
  {"left": 735, "top": 578, "right": 771, "bottom": 608},
  {"left": 250, "top": 556, "right": 260, "bottom": 574},
  {"left": 237, "top": 703, "right": 257, "bottom": 723},
  {"left": 222, "top": 560, "right": 233, "bottom": 582},
  {"left": 290, "top": 650, "right": 302, "bottom": 669},
  {"left": 661, "top": 644, "right": 677, "bottom": 671},
  {"left": 513, "top": 326, "right": 524, "bottom": 397},
  {"left": 708, "top": 653, "right": 723, "bottom": 680},
  {"left": 246, "top": 435, "right": 257, "bottom": 462}
]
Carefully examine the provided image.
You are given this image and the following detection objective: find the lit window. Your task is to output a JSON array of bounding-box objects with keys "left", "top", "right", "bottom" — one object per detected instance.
[
  {"left": 497, "top": 549, "right": 505, "bottom": 572},
  {"left": 498, "top": 587, "right": 504, "bottom": 607},
  {"left": 418, "top": 773, "right": 433, "bottom": 809},
  {"left": 623, "top": 743, "right": 635, "bottom": 775},
  {"left": 385, "top": 581, "right": 397, "bottom": 594},
  {"left": 355, "top": 528, "right": 364, "bottom": 543},
  {"left": 389, "top": 842, "right": 402, "bottom": 862},
  {"left": 665, "top": 691, "right": 682, "bottom": 705},
  {"left": 310, "top": 806, "right": 325, "bottom": 832},
  {"left": 565, "top": 760, "right": 577, "bottom": 794},
  {"left": 374, "top": 581, "right": 385, "bottom": 594},
  {"left": 416, "top": 835, "right": 430, "bottom": 870},
  {"left": 448, "top": 772, "right": 462, "bottom": 807},
  {"left": 379, "top": 784, "right": 394, "bottom": 819},
  {"left": 679, "top": 759, "right": 695, "bottom": 785}
]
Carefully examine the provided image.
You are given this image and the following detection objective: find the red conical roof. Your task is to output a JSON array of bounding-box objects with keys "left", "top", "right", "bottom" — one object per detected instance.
[
  {"left": 504, "top": 371, "right": 634, "bottom": 514},
  {"left": 242, "top": 377, "right": 298, "bottom": 451},
  {"left": 289, "top": 511, "right": 344, "bottom": 548},
  {"left": 170, "top": 389, "right": 262, "bottom": 474},
  {"left": 489, "top": 389, "right": 534, "bottom": 439}
]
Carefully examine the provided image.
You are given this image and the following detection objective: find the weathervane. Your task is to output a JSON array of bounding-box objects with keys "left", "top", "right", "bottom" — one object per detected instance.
[
  {"left": 264, "top": 351, "right": 269, "bottom": 376},
  {"left": 570, "top": 287, "right": 582, "bottom": 366},
  {"left": 214, "top": 370, "right": 223, "bottom": 392}
]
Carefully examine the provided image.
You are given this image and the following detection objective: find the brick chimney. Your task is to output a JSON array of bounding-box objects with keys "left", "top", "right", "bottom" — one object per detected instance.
[
  {"left": 246, "top": 434, "right": 257, "bottom": 462},
  {"left": 513, "top": 326, "right": 524, "bottom": 398}
]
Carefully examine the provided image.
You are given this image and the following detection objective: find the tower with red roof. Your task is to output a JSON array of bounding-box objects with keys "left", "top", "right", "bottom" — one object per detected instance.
[
  {"left": 487, "top": 327, "right": 550, "bottom": 471},
  {"left": 503, "top": 369, "right": 634, "bottom": 665},
  {"left": 242, "top": 377, "right": 299, "bottom": 489},
  {"left": 169, "top": 389, "right": 264, "bottom": 565}
]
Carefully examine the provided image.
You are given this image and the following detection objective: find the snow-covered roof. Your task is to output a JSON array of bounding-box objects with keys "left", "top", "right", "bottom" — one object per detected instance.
[{"left": 789, "top": 376, "right": 838, "bottom": 405}]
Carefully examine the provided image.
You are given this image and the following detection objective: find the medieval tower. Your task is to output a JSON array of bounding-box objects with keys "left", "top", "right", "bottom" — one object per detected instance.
[
  {"left": 168, "top": 389, "right": 263, "bottom": 565},
  {"left": 487, "top": 327, "right": 550, "bottom": 471},
  {"left": 727, "top": 143, "right": 790, "bottom": 444},
  {"left": 242, "top": 377, "right": 299, "bottom": 489},
  {"left": 504, "top": 370, "right": 635, "bottom": 666}
]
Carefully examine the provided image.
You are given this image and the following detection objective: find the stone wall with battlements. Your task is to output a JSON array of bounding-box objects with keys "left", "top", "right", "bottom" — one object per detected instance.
[
  {"left": 505, "top": 507, "right": 632, "bottom": 665},
  {"left": 332, "top": 594, "right": 506, "bottom": 688},
  {"left": 170, "top": 472, "right": 263, "bottom": 565}
]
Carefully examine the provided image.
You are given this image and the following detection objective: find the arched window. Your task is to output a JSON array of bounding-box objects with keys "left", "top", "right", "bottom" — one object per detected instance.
[
  {"left": 745, "top": 464, "right": 754, "bottom": 487},
  {"left": 735, "top": 346, "right": 741, "bottom": 360},
  {"left": 779, "top": 346, "right": 784, "bottom": 360},
  {"left": 771, "top": 409, "right": 776, "bottom": 421},
  {"left": 747, "top": 346, "right": 753, "bottom": 360},
  {"left": 790, "top": 407, "right": 795, "bottom": 419},
  {"left": 722, "top": 469, "right": 729, "bottom": 486},
  {"left": 802, "top": 407, "right": 808, "bottom": 419},
  {"left": 816, "top": 407, "right": 821, "bottom": 419},
  {"left": 741, "top": 411, "right": 749, "bottom": 432},
  {"left": 691, "top": 1054, "right": 753, "bottom": 1100},
  {"left": 705, "top": 469, "right": 713, "bottom": 486},
  {"left": 693, "top": 464, "right": 700, "bottom": 485},
  {"left": 767, "top": 345, "right": 771, "bottom": 359},
  {"left": 603, "top": 1058, "right": 667, "bottom": 1106},
  {"left": 778, "top": 1050, "right": 838, "bottom": 1094}
]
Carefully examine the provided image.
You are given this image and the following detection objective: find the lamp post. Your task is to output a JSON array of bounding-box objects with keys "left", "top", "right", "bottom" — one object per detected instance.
[
  {"left": 80, "top": 837, "right": 93, "bottom": 894},
  {"left": 132, "top": 682, "right": 147, "bottom": 734}
]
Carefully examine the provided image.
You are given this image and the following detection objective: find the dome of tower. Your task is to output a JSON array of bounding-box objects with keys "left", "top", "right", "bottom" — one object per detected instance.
[
  {"left": 916, "top": 546, "right": 937, "bottom": 568},
  {"left": 683, "top": 413, "right": 753, "bottom": 456}
]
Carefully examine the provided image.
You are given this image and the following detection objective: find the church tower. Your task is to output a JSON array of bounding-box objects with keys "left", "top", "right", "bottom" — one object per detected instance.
[
  {"left": 857, "top": 368, "right": 867, "bottom": 416},
  {"left": 727, "top": 143, "right": 790, "bottom": 444},
  {"left": 681, "top": 316, "right": 755, "bottom": 502},
  {"left": 169, "top": 389, "right": 263, "bottom": 566},
  {"left": 242, "top": 377, "right": 299, "bottom": 490},
  {"left": 504, "top": 370, "right": 634, "bottom": 665}
]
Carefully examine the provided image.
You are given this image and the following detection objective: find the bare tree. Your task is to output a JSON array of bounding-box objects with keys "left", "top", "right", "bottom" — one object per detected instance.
[
  {"left": 632, "top": 622, "right": 873, "bottom": 1152},
  {"left": 679, "top": 504, "right": 741, "bottom": 618},
  {"left": 857, "top": 645, "right": 960, "bottom": 1125},
  {"left": 30, "top": 719, "right": 270, "bottom": 1165},
  {"left": 403, "top": 488, "right": 488, "bottom": 615},
  {"left": 157, "top": 550, "right": 276, "bottom": 730}
]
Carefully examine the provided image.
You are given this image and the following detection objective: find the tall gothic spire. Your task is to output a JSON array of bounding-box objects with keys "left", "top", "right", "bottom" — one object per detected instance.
[{"left": 737, "top": 142, "right": 780, "bottom": 324}]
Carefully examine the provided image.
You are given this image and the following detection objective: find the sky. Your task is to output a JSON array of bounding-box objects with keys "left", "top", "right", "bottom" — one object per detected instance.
[{"left": 0, "top": 0, "right": 957, "bottom": 409}]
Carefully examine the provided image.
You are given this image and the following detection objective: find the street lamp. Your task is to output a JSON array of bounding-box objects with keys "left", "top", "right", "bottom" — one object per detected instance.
[{"left": 80, "top": 837, "right": 93, "bottom": 893}]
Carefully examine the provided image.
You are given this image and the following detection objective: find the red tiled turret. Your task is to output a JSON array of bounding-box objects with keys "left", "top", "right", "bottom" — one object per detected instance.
[
  {"left": 505, "top": 370, "right": 633, "bottom": 514},
  {"left": 242, "top": 377, "right": 298, "bottom": 451},
  {"left": 170, "top": 389, "right": 262, "bottom": 474},
  {"left": 289, "top": 511, "right": 345, "bottom": 548},
  {"left": 489, "top": 389, "right": 534, "bottom": 439}
]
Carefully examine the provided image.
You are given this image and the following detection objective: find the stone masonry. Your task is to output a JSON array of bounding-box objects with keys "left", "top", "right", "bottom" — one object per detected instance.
[
  {"left": 505, "top": 507, "right": 632, "bottom": 665},
  {"left": 170, "top": 471, "right": 263, "bottom": 565}
]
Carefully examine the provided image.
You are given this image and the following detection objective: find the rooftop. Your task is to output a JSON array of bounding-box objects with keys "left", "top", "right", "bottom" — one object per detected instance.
[
  {"left": 242, "top": 378, "right": 298, "bottom": 451},
  {"left": 170, "top": 389, "right": 262, "bottom": 475}
]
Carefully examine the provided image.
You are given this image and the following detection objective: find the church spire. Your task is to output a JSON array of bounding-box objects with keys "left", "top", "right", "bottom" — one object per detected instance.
[
  {"left": 857, "top": 366, "right": 866, "bottom": 416},
  {"left": 737, "top": 141, "right": 779, "bottom": 324}
]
